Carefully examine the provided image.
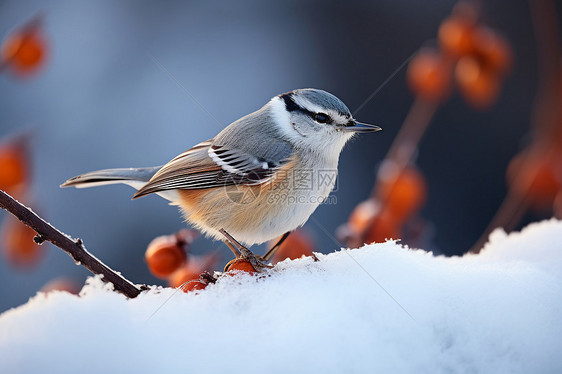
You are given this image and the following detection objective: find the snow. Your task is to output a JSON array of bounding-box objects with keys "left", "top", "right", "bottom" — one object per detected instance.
[{"left": 1, "top": 219, "right": 562, "bottom": 374}]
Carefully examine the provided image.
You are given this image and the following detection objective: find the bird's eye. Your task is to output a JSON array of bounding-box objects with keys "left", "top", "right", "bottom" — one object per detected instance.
[{"left": 314, "top": 113, "right": 330, "bottom": 124}]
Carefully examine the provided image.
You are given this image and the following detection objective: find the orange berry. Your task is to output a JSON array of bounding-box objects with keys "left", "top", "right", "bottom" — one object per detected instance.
[
  {"left": 377, "top": 161, "right": 427, "bottom": 223},
  {"left": 473, "top": 27, "right": 512, "bottom": 75},
  {"left": 269, "top": 229, "right": 314, "bottom": 263},
  {"left": 145, "top": 234, "right": 187, "bottom": 279},
  {"left": 438, "top": 16, "right": 476, "bottom": 57},
  {"left": 180, "top": 280, "right": 207, "bottom": 293},
  {"left": 507, "top": 150, "right": 560, "bottom": 210},
  {"left": 177, "top": 271, "right": 215, "bottom": 292},
  {"left": 225, "top": 258, "right": 256, "bottom": 274},
  {"left": 365, "top": 210, "right": 400, "bottom": 244},
  {"left": 341, "top": 198, "right": 401, "bottom": 246},
  {"left": 349, "top": 199, "right": 378, "bottom": 233},
  {"left": 455, "top": 56, "right": 500, "bottom": 109},
  {"left": 0, "top": 140, "right": 30, "bottom": 197},
  {"left": 168, "top": 263, "right": 200, "bottom": 288},
  {"left": 167, "top": 252, "right": 219, "bottom": 288},
  {"left": 407, "top": 49, "right": 451, "bottom": 102},
  {"left": 1, "top": 27, "right": 46, "bottom": 75},
  {"left": 0, "top": 215, "right": 43, "bottom": 269}
]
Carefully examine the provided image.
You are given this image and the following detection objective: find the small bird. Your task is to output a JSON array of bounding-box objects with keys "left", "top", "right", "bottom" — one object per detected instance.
[{"left": 62, "top": 89, "right": 381, "bottom": 268}]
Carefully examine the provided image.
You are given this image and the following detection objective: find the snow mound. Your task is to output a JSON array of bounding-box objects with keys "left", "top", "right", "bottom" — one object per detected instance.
[{"left": 1, "top": 219, "right": 561, "bottom": 374}]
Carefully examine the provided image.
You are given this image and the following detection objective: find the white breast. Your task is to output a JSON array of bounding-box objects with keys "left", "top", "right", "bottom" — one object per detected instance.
[{"left": 237, "top": 154, "right": 339, "bottom": 244}]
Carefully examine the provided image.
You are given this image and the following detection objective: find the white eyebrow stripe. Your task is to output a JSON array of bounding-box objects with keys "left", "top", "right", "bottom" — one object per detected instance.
[{"left": 292, "top": 95, "right": 325, "bottom": 114}]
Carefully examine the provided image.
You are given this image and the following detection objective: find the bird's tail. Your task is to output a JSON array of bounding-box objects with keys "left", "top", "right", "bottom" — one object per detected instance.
[{"left": 60, "top": 166, "right": 175, "bottom": 200}]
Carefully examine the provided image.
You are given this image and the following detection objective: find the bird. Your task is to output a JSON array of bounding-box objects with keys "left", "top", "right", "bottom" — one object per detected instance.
[{"left": 61, "top": 88, "right": 381, "bottom": 270}]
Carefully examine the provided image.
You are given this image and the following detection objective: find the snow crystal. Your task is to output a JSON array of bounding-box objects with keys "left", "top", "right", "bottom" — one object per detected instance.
[{"left": 1, "top": 219, "right": 561, "bottom": 374}]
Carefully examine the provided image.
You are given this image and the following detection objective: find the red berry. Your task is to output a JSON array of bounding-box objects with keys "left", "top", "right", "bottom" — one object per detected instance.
[
  {"left": 1, "top": 214, "right": 43, "bottom": 269},
  {"left": 377, "top": 162, "right": 427, "bottom": 223},
  {"left": 180, "top": 280, "right": 207, "bottom": 293},
  {"left": 225, "top": 258, "right": 257, "bottom": 274},
  {"left": 507, "top": 149, "right": 560, "bottom": 210},
  {"left": 345, "top": 198, "right": 401, "bottom": 245},
  {"left": 455, "top": 56, "right": 501, "bottom": 109},
  {"left": 1, "top": 26, "right": 47, "bottom": 76},
  {"left": 167, "top": 252, "right": 219, "bottom": 288},
  {"left": 145, "top": 234, "right": 187, "bottom": 279},
  {"left": 438, "top": 16, "right": 476, "bottom": 57},
  {"left": 0, "top": 136, "right": 30, "bottom": 198},
  {"left": 407, "top": 49, "right": 452, "bottom": 102},
  {"left": 168, "top": 264, "right": 200, "bottom": 288},
  {"left": 365, "top": 210, "right": 401, "bottom": 244},
  {"left": 349, "top": 199, "right": 379, "bottom": 233},
  {"left": 473, "top": 26, "right": 512, "bottom": 75},
  {"left": 174, "top": 270, "right": 216, "bottom": 293}
]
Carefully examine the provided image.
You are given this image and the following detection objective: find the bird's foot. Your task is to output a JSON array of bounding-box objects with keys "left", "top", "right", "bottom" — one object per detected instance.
[
  {"left": 224, "top": 254, "right": 272, "bottom": 273},
  {"left": 219, "top": 229, "right": 272, "bottom": 272}
]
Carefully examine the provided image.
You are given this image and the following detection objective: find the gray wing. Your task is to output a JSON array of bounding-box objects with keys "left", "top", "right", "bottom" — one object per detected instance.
[
  {"left": 133, "top": 136, "right": 293, "bottom": 199},
  {"left": 211, "top": 101, "right": 294, "bottom": 164}
]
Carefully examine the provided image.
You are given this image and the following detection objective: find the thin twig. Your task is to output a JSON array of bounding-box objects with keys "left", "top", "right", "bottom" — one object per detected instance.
[{"left": 0, "top": 189, "right": 142, "bottom": 298}]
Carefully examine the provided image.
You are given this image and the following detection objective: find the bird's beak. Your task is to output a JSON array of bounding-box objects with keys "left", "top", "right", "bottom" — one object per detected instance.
[{"left": 342, "top": 121, "right": 382, "bottom": 133}]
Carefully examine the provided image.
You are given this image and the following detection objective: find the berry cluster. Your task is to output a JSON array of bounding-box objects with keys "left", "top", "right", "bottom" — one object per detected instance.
[
  {"left": 145, "top": 228, "right": 317, "bottom": 293},
  {"left": 0, "top": 18, "right": 82, "bottom": 294},
  {"left": 338, "top": 2, "right": 517, "bottom": 250},
  {"left": 0, "top": 135, "right": 44, "bottom": 269},
  {"left": 0, "top": 17, "right": 50, "bottom": 268},
  {"left": 407, "top": 2, "right": 512, "bottom": 109},
  {"left": 145, "top": 229, "right": 218, "bottom": 292},
  {"left": 337, "top": 162, "right": 427, "bottom": 248}
]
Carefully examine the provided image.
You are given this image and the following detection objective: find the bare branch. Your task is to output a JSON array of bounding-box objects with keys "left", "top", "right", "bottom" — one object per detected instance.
[{"left": 0, "top": 189, "right": 142, "bottom": 298}]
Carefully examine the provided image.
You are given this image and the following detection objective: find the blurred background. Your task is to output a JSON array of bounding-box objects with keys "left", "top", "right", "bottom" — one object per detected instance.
[{"left": 0, "top": 0, "right": 560, "bottom": 311}]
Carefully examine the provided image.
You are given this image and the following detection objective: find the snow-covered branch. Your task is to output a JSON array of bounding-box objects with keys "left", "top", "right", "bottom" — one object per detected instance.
[{"left": 0, "top": 189, "right": 142, "bottom": 298}]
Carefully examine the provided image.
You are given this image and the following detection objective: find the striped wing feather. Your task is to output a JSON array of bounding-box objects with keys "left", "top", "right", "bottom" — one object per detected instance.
[{"left": 133, "top": 140, "right": 284, "bottom": 199}]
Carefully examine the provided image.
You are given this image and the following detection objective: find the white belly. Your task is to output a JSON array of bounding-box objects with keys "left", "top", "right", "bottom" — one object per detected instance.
[
  {"left": 226, "top": 157, "right": 338, "bottom": 244},
  {"left": 181, "top": 156, "right": 339, "bottom": 246}
]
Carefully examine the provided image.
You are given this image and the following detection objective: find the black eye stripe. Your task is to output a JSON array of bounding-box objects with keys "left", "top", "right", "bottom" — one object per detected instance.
[{"left": 280, "top": 93, "right": 337, "bottom": 124}]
